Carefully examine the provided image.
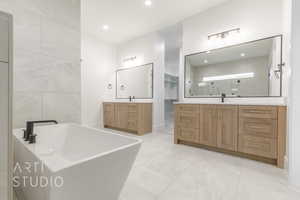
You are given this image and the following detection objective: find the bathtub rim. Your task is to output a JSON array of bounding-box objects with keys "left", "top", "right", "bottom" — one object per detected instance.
[{"left": 13, "top": 123, "right": 143, "bottom": 173}]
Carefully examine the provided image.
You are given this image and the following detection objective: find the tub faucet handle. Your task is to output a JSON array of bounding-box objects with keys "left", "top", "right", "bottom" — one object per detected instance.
[
  {"left": 22, "top": 129, "right": 27, "bottom": 139},
  {"left": 23, "top": 129, "right": 30, "bottom": 141},
  {"left": 29, "top": 134, "right": 37, "bottom": 144}
]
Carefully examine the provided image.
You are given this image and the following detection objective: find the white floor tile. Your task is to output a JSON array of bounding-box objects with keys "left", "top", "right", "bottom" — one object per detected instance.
[{"left": 112, "top": 127, "right": 300, "bottom": 200}]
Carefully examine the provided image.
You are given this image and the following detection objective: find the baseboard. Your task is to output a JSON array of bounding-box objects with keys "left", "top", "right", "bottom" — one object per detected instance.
[{"left": 82, "top": 123, "right": 100, "bottom": 129}]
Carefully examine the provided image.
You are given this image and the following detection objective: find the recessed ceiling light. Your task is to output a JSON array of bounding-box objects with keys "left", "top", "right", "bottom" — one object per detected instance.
[
  {"left": 144, "top": 0, "right": 152, "bottom": 7},
  {"left": 204, "top": 60, "right": 208, "bottom": 64},
  {"left": 102, "top": 25, "right": 109, "bottom": 31},
  {"left": 241, "top": 53, "right": 246, "bottom": 57}
]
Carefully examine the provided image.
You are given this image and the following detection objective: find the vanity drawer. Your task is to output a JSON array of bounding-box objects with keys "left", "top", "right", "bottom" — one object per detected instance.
[
  {"left": 128, "top": 104, "right": 138, "bottom": 112},
  {"left": 176, "top": 112, "right": 199, "bottom": 129},
  {"left": 104, "top": 103, "right": 114, "bottom": 112},
  {"left": 238, "top": 135, "right": 277, "bottom": 159},
  {"left": 239, "top": 118, "right": 277, "bottom": 138},
  {"left": 176, "top": 104, "right": 199, "bottom": 113},
  {"left": 176, "top": 127, "right": 199, "bottom": 143},
  {"left": 239, "top": 106, "right": 277, "bottom": 119}
]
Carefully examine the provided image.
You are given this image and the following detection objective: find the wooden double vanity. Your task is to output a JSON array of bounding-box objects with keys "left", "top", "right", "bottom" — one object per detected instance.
[
  {"left": 103, "top": 102, "right": 286, "bottom": 168},
  {"left": 174, "top": 104, "right": 287, "bottom": 168},
  {"left": 103, "top": 102, "right": 152, "bottom": 135}
]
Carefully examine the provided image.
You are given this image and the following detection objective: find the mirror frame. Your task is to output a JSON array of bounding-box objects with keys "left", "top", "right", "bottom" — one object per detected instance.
[
  {"left": 116, "top": 63, "right": 154, "bottom": 99},
  {"left": 184, "top": 35, "right": 283, "bottom": 98}
]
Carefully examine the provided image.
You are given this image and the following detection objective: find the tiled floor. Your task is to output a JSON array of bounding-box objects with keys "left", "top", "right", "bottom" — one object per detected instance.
[{"left": 108, "top": 128, "right": 300, "bottom": 200}]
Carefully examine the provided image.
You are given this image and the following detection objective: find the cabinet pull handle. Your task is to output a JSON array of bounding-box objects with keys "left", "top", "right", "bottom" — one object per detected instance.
[
  {"left": 246, "top": 110, "right": 267, "bottom": 114},
  {"left": 222, "top": 125, "right": 225, "bottom": 134}
]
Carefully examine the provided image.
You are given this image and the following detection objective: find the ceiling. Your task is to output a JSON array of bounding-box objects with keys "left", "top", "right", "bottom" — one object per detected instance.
[{"left": 82, "top": 0, "right": 229, "bottom": 44}]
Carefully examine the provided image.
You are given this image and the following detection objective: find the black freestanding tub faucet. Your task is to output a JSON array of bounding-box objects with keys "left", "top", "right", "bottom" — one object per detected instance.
[{"left": 24, "top": 120, "right": 58, "bottom": 144}]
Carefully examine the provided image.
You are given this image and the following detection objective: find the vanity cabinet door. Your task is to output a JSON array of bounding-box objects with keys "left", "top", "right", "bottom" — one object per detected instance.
[
  {"left": 216, "top": 105, "right": 238, "bottom": 151},
  {"left": 238, "top": 135, "right": 277, "bottom": 158},
  {"left": 176, "top": 127, "right": 199, "bottom": 143},
  {"left": 199, "top": 105, "right": 217, "bottom": 147},
  {"left": 115, "top": 103, "right": 129, "bottom": 129},
  {"left": 103, "top": 103, "right": 115, "bottom": 127}
]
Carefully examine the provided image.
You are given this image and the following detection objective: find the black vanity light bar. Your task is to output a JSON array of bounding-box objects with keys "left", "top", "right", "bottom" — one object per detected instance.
[{"left": 208, "top": 28, "right": 240, "bottom": 40}]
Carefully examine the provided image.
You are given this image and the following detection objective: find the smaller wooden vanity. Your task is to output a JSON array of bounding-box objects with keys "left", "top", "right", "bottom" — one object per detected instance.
[
  {"left": 103, "top": 102, "right": 152, "bottom": 135},
  {"left": 174, "top": 104, "right": 287, "bottom": 168}
]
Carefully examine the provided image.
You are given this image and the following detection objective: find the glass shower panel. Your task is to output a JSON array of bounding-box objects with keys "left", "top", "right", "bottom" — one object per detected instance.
[
  {"left": 0, "top": 11, "right": 11, "bottom": 200},
  {"left": 0, "top": 63, "right": 9, "bottom": 200}
]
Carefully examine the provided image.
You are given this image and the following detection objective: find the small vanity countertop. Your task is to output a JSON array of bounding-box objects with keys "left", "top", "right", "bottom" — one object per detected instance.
[
  {"left": 103, "top": 99, "right": 153, "bottom": 104},
  {"left": 174, "top": 97, "right": 287, "bottom": 106}
]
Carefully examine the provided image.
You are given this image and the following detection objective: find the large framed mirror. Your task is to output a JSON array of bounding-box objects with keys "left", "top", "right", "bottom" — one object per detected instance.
[
  {"left": 185, "top": 35, "right": 283, "bottom": 98},
  {"left": 116, "top": 63, "right": 153, "bottom": 99}
]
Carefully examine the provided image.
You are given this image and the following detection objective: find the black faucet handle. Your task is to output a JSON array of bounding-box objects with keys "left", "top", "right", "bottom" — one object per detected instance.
[
  {"left": 29, "top": 134, "right": 37, "bottom": 144},
  {"left": 221, "top": 93, "right": 226, "bottom": 103},
  {"left": 22, "top": 129, "right": 27, "bottom": 139},
  {"left": 23, "top": 129, "right": 30, "bottom": 141}
]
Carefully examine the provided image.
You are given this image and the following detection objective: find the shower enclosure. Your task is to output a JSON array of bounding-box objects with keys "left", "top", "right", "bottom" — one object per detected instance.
[{"left": 0, "top": 11, "right": 13, "bottom": 200}]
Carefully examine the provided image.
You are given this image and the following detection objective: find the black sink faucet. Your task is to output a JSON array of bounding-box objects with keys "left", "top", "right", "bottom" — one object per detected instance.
[
  {"left": 221, "top": 93, "right": 226, "bottom": 103},
  {"left": 24, "top": 120, "right": 58, "bottom": 143}
]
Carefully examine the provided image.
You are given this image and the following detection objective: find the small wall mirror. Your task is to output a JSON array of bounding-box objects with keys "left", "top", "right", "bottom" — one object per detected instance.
[
  {"left": 116, "top": 63, "right": 153, "bottom": 99},
  {"left": 185, "top": 35, "right": 283, "bottom": 98}
]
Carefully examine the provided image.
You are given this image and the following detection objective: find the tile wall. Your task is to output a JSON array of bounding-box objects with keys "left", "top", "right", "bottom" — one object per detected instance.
[{"left": 0, "top": 0, "right": 81, "bottom": 128}]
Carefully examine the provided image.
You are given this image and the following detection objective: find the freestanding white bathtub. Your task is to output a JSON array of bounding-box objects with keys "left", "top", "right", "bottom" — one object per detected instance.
[{"left": 13, "top": 124, "right": 142, "bottom": 200}]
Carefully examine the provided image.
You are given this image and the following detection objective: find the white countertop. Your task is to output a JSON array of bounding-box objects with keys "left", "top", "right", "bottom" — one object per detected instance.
[
  {"left": 103, "top": 99, "right": 153, "bottom": 103},
  {"left": 174, "top": 97, "right": 287, "bottom": 106}
]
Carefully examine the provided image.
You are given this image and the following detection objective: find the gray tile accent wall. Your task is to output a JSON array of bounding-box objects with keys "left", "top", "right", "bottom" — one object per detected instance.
[{"left": 0, "top": 0, "right": 81, "bottom": 128}]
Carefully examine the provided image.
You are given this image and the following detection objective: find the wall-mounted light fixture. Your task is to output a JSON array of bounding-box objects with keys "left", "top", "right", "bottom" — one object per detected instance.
[
  {"left": 208, "top": 28, "right": 240, "bottom": 40},
  {"left": 123, "top": 56, "right": 137, "bottom": 63}
]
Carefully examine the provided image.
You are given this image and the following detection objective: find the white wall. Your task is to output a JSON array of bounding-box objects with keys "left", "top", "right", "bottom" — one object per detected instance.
[
  {"left": 116, "top": 33, "right": 165, "bottom": 129},
  {"left": 281, "top": 0, "right": 292, "bottom": 171},
  {"left": 181, "top": 0, "right": 286, "bottom": 102},
  {"left": 288, "top": 0, "right": 300, "bottom": 188},
  {"left": 165, "top": 48, "right": 180, "bottom": 76},
  {"left": 81, "top": 34, "right": 116, "bottom": 128}
]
